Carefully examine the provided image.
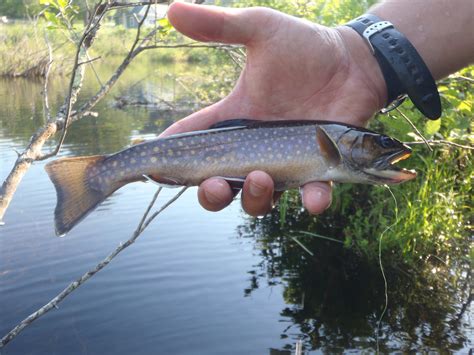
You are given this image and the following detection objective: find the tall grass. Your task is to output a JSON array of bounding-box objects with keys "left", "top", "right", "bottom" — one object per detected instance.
[{"left": 0, "top": 22, "right": 69, "bottom": 77}]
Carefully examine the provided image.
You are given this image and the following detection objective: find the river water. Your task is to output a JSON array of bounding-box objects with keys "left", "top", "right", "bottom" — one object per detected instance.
[{"left": 0, "top": 62, "right": 472, "bottom": 354}]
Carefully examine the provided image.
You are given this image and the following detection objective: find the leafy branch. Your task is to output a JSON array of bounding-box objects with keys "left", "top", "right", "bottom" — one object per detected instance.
[{"left": 0, "top": 0, "right": 232, "bottom": 222}]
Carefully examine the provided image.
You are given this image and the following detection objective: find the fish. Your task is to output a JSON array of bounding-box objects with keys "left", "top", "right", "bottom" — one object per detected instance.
[{"left": 45, "top": 119, "right": 416, "bottom": 236}]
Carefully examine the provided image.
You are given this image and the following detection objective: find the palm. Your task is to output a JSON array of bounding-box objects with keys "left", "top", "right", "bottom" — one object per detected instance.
[{"left": 222, "top": 12, "right": 380, "bottom": 127}]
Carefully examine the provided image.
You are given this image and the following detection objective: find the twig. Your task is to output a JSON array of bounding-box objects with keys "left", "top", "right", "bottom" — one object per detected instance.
[
  {"left": 394, "top": 108, "right": 433, "bottom": 152},
  {"left": 0, "top": 3, "right": 234, "bottom": 222},
  {"left": 42, "top": 31, "right": 54, "bottom": 122},
  {"left": 71, "top": 43, "right": 232, "bottom": 122},
  {"left": 448, "top": 74, "right": 474, "bottom": 83},
  {"left": 77, "top": 56, "right": 102, "bottom": 67},
  {"left": 404, "top": 140, "right": 474, "bottom": 150},
  {"left": 0, "top": 187, "right": 187, "bottom": 348},
  {"left": 0, "top": 1, "right": 162, "bottom": 221},
  {"left": 107, "top": 1, "right": 168, "bottom": 9},
  {"left": 39, "top": 1, "right": 109, "bottom": 161},
  {"left": 139, "top": 187, "right": 188, "bottom": 233}
]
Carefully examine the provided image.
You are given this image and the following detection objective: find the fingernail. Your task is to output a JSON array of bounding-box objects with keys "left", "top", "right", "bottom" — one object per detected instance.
[{"left": 249, "top": 180, "right": 265, "bottom": 197}]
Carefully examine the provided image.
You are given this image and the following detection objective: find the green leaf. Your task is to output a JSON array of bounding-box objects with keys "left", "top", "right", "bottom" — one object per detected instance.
[
  {"left": 44, "top": 11, "right": 58, "bottom": 24},
  {"left": 425, "top": 119, "right": 441, "bottom": 136},
  {"left": 158, "top": 17, "right": 174, "bottom": 38},
  {"left": 57, "top": 0, "right": 68, "bottom": 8},
  {"left": 457, "top": 100, "right": 471, "bottom": 114}
]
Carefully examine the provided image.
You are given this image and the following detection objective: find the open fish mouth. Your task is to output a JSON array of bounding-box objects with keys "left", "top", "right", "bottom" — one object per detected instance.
[{"left": 364, "top": 148, "right": 417, "bottom": 184}]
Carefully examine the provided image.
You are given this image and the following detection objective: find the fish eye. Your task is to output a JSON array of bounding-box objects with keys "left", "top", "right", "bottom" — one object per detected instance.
[{"left": 378, "top": 135, "right": 397, "bottom": 148}]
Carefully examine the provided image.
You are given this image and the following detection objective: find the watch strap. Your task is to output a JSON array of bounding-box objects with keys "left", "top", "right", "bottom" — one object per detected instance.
[{"left": 346, "top": 14, "right": 441, "bottom": 119}]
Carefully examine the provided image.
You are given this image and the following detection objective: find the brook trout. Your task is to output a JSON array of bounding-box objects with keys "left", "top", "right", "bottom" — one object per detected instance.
[{"left": 45, "top": 119, "right": 416, "bottom": 235}]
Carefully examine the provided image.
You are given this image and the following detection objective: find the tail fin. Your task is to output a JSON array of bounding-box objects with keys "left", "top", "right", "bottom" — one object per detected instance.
[{"left": 45, "top": 156, "right": 124, "bottom": 236}]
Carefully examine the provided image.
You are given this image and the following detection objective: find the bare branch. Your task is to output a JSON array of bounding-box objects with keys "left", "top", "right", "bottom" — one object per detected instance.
[
  {"left": 107, "top": 1, "right": 169, "bottom": 10},
  {"left": 404, "top": 140, "right": 474, "bottom": 150},
  {"left": 0, "top": 187, "right": 187, "bottom": 348},
  {"left": 42, "top": 32, "right": 54, "bottom": 122},
  {"left": 77, "top": 55, "right": 102, "bottom": 67},
  {"left": 48, "top": 1, "right": 109, "bottom": 158},
  {"left": 393, "top": 108, "right": 433, "bottom": 152},
  {"left": 0, "top": 1, "right": 234, "bottom": 222},
  {"left": 72, "top": 41, "right": 231, "bottom": 122}
]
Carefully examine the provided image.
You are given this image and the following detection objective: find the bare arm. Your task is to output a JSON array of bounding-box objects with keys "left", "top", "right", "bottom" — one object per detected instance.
[
  {"left": 337, "top": 0, "right": 474, "bottom": 104},
  {"left": 164, "top": 1, "right": 474, "bottom": 216},
  {"left": 371, "top": 0, "right": 474, "bottom": 80}
]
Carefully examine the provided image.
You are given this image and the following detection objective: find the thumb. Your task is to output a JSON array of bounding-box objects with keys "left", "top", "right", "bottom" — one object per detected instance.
[{"left": 167, "top": 2, "right": 271, "bottom": 45}]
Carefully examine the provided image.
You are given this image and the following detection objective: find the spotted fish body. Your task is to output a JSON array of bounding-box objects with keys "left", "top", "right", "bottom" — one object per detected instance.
[{"left": 45, "top": 119, "right": 416, "bottom": 235}]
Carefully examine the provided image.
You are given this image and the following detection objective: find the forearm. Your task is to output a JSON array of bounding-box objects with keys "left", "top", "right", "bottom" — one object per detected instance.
[{"left": 370, "top": 0, "right": 474, "bottom": 80}]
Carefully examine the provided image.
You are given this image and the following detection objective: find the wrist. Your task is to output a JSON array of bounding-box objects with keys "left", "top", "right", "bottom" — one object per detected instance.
[{"left": 335, "top": 25, "right": 388, "bottom": 113}]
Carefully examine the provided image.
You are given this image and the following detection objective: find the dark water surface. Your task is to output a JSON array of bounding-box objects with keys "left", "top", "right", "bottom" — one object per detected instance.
[{"left": 1, "top": 67, "right": 472, "bottom": 354}]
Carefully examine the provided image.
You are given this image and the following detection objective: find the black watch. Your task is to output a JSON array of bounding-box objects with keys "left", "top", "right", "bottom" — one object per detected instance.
[{"left": 346, "top": 14, "right": 442, "bottom": 120}]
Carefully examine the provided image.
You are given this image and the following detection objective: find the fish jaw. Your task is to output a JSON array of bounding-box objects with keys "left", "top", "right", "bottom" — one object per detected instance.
[
  {"left": 363, "top": 149, "right": 417, "bottom": 184},
  {"left": 363, "top": 166, "right": 417, "bottom": 184}
]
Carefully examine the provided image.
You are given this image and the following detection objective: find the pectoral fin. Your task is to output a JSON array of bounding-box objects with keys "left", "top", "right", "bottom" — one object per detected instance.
[{"left": 316, "top": 126, "right": 341, "bottom": 167}]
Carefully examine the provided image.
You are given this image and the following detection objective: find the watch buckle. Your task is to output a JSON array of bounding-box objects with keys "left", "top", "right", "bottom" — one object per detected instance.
[
  {"left": 380, "top": 94, "right": 407, "bottom": 114},
  {"left": 362, "top": 21, "right": 394, "bottom": 54}
]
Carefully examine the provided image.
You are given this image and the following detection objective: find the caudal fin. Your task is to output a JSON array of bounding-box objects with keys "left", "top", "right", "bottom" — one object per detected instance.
[{"left": 45, "top": 155, "right": 123, "bottom": 236}]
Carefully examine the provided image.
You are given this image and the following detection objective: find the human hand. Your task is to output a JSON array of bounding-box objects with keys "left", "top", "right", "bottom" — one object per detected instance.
[{"left": 161, "top": 2, "right": 387, "bottom": 216}]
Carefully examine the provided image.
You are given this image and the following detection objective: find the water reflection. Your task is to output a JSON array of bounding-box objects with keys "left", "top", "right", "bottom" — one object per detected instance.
[
  {"left": 238, "top": 204, "right": 472, "bottom": 352},
  {"left": 1, "top": 59, "right": 472, "bottom": 354}
]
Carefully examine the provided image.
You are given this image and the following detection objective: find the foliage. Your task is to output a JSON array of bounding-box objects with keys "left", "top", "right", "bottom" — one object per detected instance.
[
  {"left": 232, "top": 0, "right": 377, "bottom": 26},
  {"left": 1, "top": 0, "right": 470, "bottom": 268},
  {"left": 0, "top": 22, "right": 72, "bottom": 77},
  {"left": 40, "top": 0, "right": 80, "bottom": 30},
  {"left": 0, "top": 0, "right": 41, "bottom": 19}
]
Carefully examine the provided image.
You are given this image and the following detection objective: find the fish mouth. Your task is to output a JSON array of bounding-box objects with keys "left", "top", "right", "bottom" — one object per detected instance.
[{"left": 364, "top": 147, "right": 417, "bottom": 184}]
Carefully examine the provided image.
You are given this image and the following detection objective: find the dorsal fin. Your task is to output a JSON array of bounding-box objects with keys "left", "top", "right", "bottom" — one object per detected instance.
[
  {"left": 208, "top": 119, "right": 258, "bottom": 129},
  {"left": 316, "top": 125, "right": 341, "bottom": 167}
]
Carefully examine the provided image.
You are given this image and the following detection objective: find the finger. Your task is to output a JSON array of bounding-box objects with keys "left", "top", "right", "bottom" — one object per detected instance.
[
  {"left": 241, "top": 171, "right": 274, "bottom": 216},
  {"left": 167, "top": 2, "right": 272, "bottom": 45},
  {"left": 197, "top": 178, "right": 234, "bottom": 211},
  {"left": 301, "top": 182, "right": 332, "bottom": 214}
]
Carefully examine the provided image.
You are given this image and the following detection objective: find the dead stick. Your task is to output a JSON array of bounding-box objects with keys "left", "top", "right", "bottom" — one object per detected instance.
[{"left": 0, "top": 187, "right": 187, "bottom": 348}]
